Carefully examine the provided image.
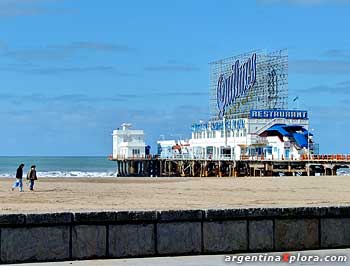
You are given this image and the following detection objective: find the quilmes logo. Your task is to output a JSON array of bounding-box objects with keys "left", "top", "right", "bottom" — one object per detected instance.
[{"left": 217, "top": 53, "right": 257, "bottom": 117}]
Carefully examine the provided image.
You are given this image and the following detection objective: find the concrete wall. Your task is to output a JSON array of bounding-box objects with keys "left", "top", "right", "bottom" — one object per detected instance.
[{"left": 1, "top": 206, "right": 350, "bottom": 264}]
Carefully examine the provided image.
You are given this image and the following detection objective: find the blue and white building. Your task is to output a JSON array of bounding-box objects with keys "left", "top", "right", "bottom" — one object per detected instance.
[
  {"left": 189, "top": 110, "right": 311, "bottom": 160},
  {"left": 158, "top": 50, "right": 315, "bottom": 160}
]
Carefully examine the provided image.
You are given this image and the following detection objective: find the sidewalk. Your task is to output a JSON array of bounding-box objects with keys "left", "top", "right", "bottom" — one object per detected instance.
[{"left": 7, "top": 249, "right": 350, "bottom": 266}]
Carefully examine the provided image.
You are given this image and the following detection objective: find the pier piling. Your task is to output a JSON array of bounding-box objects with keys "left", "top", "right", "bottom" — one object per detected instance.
[{"left": 110, "top": 157, "right": 349, "bottom": 177}]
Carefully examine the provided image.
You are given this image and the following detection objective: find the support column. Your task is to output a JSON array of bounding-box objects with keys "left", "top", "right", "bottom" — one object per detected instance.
[
  {"left": 332, "top": 167, "right": 337, "bottom": 176},
  {"left": 200, "top": 162, "right": 203, "bottom": 177},
  {"left": 116, "top": 161, "right": 120, "bottom": 177},
  {"left": 129, "top": 161, "right": 136, "bottom": 175},
  {"left": 150, "top": 160, "right": 155, "bottom": 177},
  {"left": 159, "top": 160, "right": 163, "bottom": 177},
  {"left": 168, "top": 161, "right": 172, "bottom": 176},
  {"left": 144, "top": 161, "right": 149, "bottom": 176},
  {"left": 139, "top": 161, "right": 143, "bottom": 176},
  {"left": 218, "top": 161, "right": 222, "bottom": 177},
  {"left": 125, "top": 161, "right": 129, "bottom": 176},
  {"left": 233, "top": 161, "right": 237, "bottom": 177},
  {"left": 120, "top": 161, "right": 125, "bottom": 176},
  {"left": 191, "top": 161, "right": 195, "bottom": 177}
]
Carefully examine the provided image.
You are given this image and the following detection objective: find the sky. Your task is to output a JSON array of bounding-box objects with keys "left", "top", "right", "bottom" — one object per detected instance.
[{"left": 0, "top": 0, "right": 350, "bottom": 156}]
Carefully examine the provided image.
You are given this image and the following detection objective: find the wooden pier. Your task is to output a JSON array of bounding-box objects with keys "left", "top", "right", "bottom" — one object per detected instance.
[{"left": 109, "top": 155, "right": 350, "bottom": 177}]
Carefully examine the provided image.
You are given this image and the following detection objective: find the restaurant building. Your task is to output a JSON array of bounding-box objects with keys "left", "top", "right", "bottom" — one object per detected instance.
[{"left": 158, "top": 50, "right": 316, "bottom": 160}]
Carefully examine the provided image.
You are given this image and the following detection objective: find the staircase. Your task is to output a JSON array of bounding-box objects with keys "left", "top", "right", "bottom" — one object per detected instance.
[{"left": 255, "top": 118, "right": 287, "bottom": 135}]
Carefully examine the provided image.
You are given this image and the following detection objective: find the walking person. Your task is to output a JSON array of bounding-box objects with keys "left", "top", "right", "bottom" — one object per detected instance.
[
  {"left": 27, "top": 165, "right": 37, "bottom": 191},
  {"left": 12, "top": 163, "right": 25, "bottom": 192}
]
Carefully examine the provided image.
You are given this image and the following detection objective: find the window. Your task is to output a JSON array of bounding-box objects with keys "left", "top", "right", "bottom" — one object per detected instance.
[
  {"left": 206, "top": 146, "right": 213, "bottom": 158},
  {"left": 266, "top": 146, "right": 272, "bottom": 154},
  {"left": 132, "top": 149, "right": 140, "bottom": 156}
]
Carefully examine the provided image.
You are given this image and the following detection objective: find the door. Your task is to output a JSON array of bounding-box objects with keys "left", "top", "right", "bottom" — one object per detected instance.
[{"left": 285, "top": 149, "right": 290, "bottom": 160}]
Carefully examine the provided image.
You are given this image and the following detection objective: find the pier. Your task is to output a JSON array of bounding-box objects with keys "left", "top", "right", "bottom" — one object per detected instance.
[{"left": 109, "top": 155, "right": 350, "bottom": 177}]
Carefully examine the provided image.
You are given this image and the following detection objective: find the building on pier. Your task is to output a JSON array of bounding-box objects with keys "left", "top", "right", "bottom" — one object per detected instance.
[
  {"left": 157, "top": 140, "right": 192, "bottom": 159},
  {"left": 158, "top": 49, "right": 317, "bottom": 160},
  {"left": 189, "top": 111, "right": 311, "bottom": 160},
  {"left": 112, "top": 123, "right": 146, "bottom": 159}
]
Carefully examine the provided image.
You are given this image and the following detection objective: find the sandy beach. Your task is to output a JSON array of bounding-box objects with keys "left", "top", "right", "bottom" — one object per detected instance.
[{"left": 1, "top": 175, "right": 350, "bottom": 214}]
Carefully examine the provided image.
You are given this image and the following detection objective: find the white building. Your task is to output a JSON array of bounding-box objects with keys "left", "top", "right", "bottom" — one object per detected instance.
[
  {"left": 158, "top": 111, "right": 313, "bottom": 161},
  {"left": 112, "top": 123, "right": 146, "bottom": 159},
  {"left": 189, "top": 111, "right": 312, "bottom": 160}
]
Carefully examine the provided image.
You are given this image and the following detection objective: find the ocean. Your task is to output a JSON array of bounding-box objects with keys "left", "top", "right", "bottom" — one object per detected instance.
[{"left": 0, "top": 156, "right": 117, "bottom": 178}]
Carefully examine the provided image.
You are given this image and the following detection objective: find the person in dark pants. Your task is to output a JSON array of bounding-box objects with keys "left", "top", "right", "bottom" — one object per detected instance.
[
  {"left": 12, "top": 163, "right": 25, "bottom": 192},
  {"left": 27, "top": 165, "right": 37, "bottom": 191}
]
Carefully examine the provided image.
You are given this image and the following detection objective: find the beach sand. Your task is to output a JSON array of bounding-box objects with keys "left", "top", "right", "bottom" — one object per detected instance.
[{"left": 1, "top": 175, "right": 350, "bottom": 214}]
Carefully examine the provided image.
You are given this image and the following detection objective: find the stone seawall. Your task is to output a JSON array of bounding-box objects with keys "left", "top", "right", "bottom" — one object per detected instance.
[{"left": 1, "top": 206, "right": 350, "bottom": 264}]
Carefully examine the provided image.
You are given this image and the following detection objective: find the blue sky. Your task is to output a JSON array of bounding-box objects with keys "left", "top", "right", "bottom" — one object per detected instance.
[{"left": 0, "top": 0, "right": 350, "bottom": 156}]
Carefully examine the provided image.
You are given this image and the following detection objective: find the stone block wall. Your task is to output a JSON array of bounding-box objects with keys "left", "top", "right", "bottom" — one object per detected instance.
[{"left": 1, "top": 206, "right": 350, "bottom": 264}]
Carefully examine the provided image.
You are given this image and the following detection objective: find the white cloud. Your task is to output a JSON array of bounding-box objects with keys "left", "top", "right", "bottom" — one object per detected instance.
[
  {"left": 290, "top": 59, "right": 350, "bottom": 74},
  {"left": 0, "top": 0, "right": 71, "bottom": 17}
]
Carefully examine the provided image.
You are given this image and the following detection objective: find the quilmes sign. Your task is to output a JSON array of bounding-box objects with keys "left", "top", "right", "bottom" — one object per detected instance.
[
  {"left": 250, "top": 110, "right": 308, "bottom": 119},
  {"left": 192, "top": 118, "right": 246, "bottom": 132},
  {"left": 217, "top": 53, "right": 257, "bottom": 117}
]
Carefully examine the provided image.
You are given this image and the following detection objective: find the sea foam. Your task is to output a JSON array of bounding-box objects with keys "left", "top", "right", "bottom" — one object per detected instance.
[{"left": 0, "top": 171, "right": 118, "bottom": 178}]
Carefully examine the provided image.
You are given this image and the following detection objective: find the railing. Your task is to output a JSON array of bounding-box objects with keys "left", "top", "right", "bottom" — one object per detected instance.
[
  {"left": 240, "top": 155, "right": 267, "bottom": 160},
  {"left": 173, "top": 154, "right": 193, "bottom": 159},
  {"left": 254, "top": 118, "right": 287, "bottom": 135},
  {"left": 250, "top": 134, "right": 268, "bottom": 145},
  {"left": 240, "top": 154, "right": 350, "bottom": 161},
  {"left": 302, "top": 154, "right": 350, "bottom": 161},
  {"left": 159, "top": 154, "right": 236, "bottom": 160},
  {"left": 108, "top": 154, "right": 153, "bottom": 160},
  {"left": 108, "top": 154, "right": 350, "bottom": 161}
]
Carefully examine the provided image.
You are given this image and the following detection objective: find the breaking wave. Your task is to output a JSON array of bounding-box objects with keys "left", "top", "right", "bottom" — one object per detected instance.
[{"left": 0, "top": 171, "right": 118, "bottom": 178}]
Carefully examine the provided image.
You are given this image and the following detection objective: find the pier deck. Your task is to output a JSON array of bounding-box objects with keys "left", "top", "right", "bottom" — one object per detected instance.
[{"left": 109, "top": 157, "right": 350, "bottom": 177}]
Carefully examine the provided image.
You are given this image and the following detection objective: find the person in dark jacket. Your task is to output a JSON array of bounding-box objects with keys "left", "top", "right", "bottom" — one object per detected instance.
[
  {"left": 12, "top": 163, "right": 25, "bottom": 192},
  {"left": 27, "top": 165, "right": 37, "bottom": 191}
]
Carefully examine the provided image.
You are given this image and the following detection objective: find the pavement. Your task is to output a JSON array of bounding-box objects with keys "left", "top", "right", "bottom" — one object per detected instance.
[{"left": 7, "top": 249, "right": 350, "bottom": 266}]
